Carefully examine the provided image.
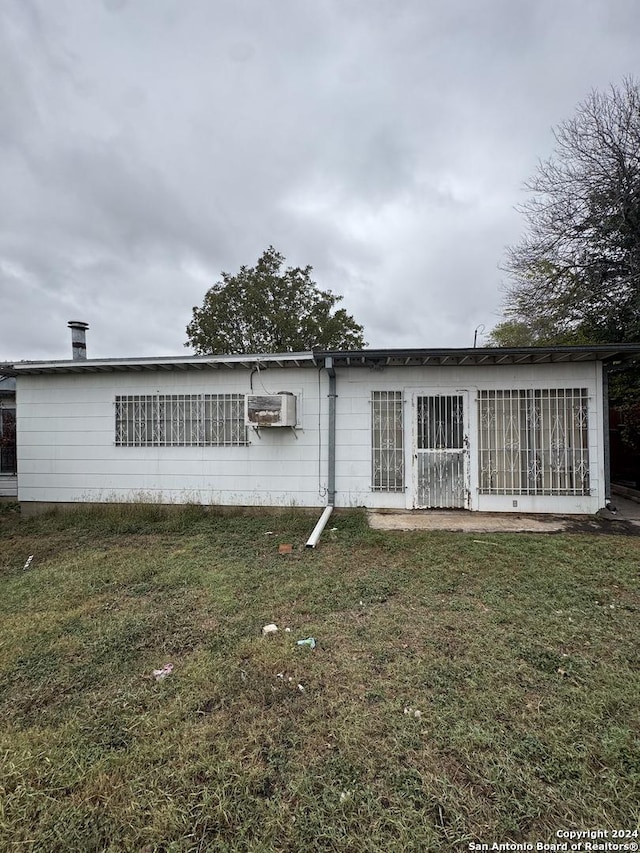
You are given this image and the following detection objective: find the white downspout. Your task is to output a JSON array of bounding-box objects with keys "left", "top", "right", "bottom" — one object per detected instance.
[
  {"left": 305, "top": 356, "right": 336, "bottom": 548},
  {"left": 305, "top": 504, "right": 333, "bottom": 548}
]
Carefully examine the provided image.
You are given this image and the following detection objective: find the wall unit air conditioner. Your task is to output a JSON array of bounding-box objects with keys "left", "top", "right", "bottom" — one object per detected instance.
[{"left": 245, "top": 393, "right": 297, "bottom": 427}]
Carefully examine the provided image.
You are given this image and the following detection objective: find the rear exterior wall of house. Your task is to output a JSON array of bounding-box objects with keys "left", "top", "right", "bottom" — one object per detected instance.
[
  {"left": 333, "top": 361, "right": 603, "bottom": 514},
  {"left": 16, "top": 360, "right": 605, "bottom": 513},
  {"left": 17, "top": 367, "right": 329, "bottom": 508}
]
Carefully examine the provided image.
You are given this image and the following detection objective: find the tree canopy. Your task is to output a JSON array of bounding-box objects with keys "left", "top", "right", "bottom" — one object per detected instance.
[
  {"left": 490, "top": 78, "right": 640, "bottom": 347},
  {"left": 185, "top": 247, "right": 366, "bottom": 354}
]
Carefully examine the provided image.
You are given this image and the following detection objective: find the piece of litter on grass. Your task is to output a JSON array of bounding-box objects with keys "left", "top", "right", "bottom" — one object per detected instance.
[
  {"left": 278, "top": 543, "right": 293, "bottom": 554},
  {"left": 284, "top": 627, "right": 291, "bottom": 632},
  {"left": 296, "top": 637, "right": 316, "bottom": 649},
  {"left": 264, "top": 531, "right": 274, "bottom": 536},
  {"left": 297, "top": 683, "right": 305, "bottom": 692},
  {"left": 23, "top": 555, "right": 34, "bottom": 571},
  {"left": 330, "top": 527, "right": 338, "bottom": 532},
  {"left": 403, "top": 706, "right": 422, "bottom": 719},
  {"left": 276, "top": 672, "right": 284, "bottom": 679},
  {"left": 262, "top": 623, "right": 279, "bottom": 636},
  {"left": 152, "top": 663, "right": 174, "bottom": 681}
]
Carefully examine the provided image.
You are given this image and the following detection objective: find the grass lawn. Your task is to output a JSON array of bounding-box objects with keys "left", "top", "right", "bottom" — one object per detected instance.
[{"left": 0, "top": 503, "right": 638, "bottom": 852}]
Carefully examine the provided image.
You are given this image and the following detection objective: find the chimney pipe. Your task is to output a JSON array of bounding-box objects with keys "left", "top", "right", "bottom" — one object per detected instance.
[{"left": 68, "top": 321, "right": 89, "bottom": 360}]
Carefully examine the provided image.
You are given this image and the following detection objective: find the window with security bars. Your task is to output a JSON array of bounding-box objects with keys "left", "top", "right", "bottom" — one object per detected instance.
[
  {"left": 478, "top": 389, "right": 590, "bottom": 496},
  {"left": 115, "top": 394, "right": 248, "bottom": 447},
  {"left": 371, "top": 391, "right": 404, "bottom": 491},
  {"left": 0, "top": 405, "right": 16, "bottom": 474}
]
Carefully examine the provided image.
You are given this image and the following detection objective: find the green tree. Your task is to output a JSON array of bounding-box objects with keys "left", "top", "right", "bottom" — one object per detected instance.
[
  {"left": 489, "top": 319, "right": 560, "bottom": 347},
  {"left": 186, "top": 247, "right": 366, "bottom": 354},
  {"left": 493, "top": 78, "right": 640, "bottom": 347}
]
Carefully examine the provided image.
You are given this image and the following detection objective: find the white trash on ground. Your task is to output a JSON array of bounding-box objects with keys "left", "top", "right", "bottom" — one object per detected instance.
[
  {"left": 403, "top": 706, "right": 422, "bottom": 719},
  {"left": 152, "top": 663, "right": 174, "bottom": 681}
]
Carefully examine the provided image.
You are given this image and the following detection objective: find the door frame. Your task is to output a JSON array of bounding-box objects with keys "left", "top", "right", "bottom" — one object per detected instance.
[{"left": 408, "top": 388, "right": 472, "bottom": 510}]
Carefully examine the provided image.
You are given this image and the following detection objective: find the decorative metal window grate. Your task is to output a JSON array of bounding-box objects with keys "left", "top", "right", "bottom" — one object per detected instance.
[
  {"left": 115, "top": 394, "right": 248, "bottom": 447},
  {"left": 371, "top": 391, "right": 404, "bottom": 491},
  {"left": 478, "top": 389, "right": 590, "bottom": 496},
  {"left": 0, "top": 404, "right": 17, "bottom": 474},
  {"left": 417, "top": 395, "right": 464, "bottom": 450}
]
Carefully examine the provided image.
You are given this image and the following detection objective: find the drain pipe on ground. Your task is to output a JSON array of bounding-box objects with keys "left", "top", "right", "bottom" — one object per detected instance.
[{"left": 306, "top": 356, "right": 336, "bottom": 548}]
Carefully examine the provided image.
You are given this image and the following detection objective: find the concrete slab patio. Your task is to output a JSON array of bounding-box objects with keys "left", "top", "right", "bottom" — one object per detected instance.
[{"left": 367, "top": 495, "right": 640, "bottom": 534}]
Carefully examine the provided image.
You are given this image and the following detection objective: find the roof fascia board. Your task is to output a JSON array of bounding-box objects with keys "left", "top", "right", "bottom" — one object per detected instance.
[
  {"left": 12, "top": 345, "right": 640, "bottom": 375},
  {"left": 12, "top": 351, "right": 317, "bottom": 374},
  {"left": 313, "top": 345, "right": 640, "bottom": 366}
]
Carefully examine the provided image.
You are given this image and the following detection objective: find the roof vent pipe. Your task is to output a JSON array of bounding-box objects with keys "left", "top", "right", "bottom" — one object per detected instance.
[{"left": 68, "top": 321, "right": 89, "bottom": 361}]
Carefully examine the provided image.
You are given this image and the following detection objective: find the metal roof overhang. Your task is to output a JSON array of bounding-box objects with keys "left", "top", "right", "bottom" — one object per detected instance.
[
  {"left": 11, "top": 352, "right": 317, "bottom": 375},
  {"left": 9, "top": 345, "right": 640, "bottom": 375},
  {"left": 313, "top": 345, "right": 640, "bottom": 368}
]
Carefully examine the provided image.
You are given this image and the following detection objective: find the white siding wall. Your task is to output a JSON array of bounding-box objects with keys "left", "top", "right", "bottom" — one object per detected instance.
[
  {"left": 18, "top": 368, "right": 329, "bottom": 507},
  {"left": 0, "top": 476, "right": 17, "bottom": 497},
  {"left": 331, "top": 361, "right": 604, "bottom": 514},
  {"left": 17, "top": 360, "right": 605, "bottom": 513}
]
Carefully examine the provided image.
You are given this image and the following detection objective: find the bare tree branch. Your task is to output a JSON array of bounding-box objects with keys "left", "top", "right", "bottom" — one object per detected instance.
[{"left": 494, "top": 78, "right": 640, "bottom": 347}]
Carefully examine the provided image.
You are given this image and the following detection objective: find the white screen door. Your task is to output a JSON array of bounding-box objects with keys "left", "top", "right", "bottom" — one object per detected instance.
[{"left": 414, "top": 394, "right": 467, "bottom": 508}]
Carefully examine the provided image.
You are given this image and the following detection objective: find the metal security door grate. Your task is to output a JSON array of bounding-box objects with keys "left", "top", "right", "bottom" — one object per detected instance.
[{"left": 415, "top": 395, "right": 466, "bottom": 508}]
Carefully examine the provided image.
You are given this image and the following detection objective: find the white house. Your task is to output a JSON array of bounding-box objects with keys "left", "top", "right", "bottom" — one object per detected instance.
[{"left": 12, "top": 344, "right": 640, "bottom": 515}]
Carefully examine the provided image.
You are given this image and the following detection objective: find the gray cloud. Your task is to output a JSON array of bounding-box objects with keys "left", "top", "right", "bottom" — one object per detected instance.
[{"left": 1, "top": 0, "right": 639, "bottom": 361}]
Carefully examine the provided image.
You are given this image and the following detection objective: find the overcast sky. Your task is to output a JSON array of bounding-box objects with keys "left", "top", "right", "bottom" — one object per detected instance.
[{"left": 1, "top": 0, "right": 639, "bottom": 362}]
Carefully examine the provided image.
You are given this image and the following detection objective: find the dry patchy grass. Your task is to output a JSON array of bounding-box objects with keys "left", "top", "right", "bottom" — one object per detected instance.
[{"left": 0, "top": 505, "right": 638, "bottom": 851}]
